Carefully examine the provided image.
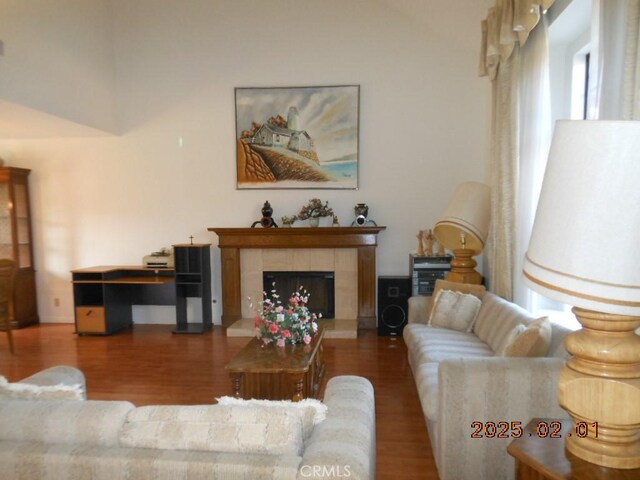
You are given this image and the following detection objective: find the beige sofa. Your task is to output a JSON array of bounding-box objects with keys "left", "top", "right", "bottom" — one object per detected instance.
[
  {"left": 404, "top": 280, "right": 572, "bottom": 480},
  {"left": 0, "top": 367, "right": 375, "bottom": 480}
]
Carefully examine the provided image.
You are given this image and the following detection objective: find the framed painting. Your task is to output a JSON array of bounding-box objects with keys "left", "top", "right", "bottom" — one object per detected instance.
[{"left": 235, "top": 85, "right": 359, "bottom": 189}]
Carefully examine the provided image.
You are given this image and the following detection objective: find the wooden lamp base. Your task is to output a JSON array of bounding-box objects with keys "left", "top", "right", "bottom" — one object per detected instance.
[
  {"left": 445, "top": 248, "right": 483, "bottom": 285},
  {"left": 559, "top": 307, "right": 640, "bottom": 469}
]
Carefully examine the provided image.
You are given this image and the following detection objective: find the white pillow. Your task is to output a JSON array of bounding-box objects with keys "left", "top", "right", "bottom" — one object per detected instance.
[
  {"left": 503, "top": 317, "right": 552, "bottom": 357},
  {"left": 0, "top": 376, "right": 84, "bottom": 400},
  {"left": 215, "top": 396, "right": 327, "bottom": 439},
  {"left": 429, "top": 289, "right": 482, "bottom": 332}
]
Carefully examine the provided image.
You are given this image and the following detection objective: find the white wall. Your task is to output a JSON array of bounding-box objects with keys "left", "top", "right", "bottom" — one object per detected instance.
[
  {"left": 0, "top": 0, "right": 117, "bottom": 133},
  {"left": 0, "top": 0, "right": 492, "bottom": 324}
]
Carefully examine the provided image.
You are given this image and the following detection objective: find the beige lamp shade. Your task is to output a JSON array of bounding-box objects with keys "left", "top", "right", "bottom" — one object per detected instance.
[
  {"left": 434, "top": 182, "right": 491, "bottom": 254},
  {"left": 523, "top": 120, "right": 640, "bottom": 316}
]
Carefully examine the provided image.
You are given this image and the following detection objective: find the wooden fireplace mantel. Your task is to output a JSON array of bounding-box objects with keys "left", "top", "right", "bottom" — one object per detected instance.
[{"left": 208, "top": 227, "right": 386, "bottom": 329}]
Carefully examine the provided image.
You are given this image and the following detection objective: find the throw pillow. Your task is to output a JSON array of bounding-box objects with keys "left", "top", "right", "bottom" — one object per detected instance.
[
  {"left": 214, "top": 396, "right": 327, "bottom": 439},
  {"left": 503, "top": 317, "right": 552, "bottom": 357},
  {"left": 428, "top": 289, "right": 482, "bottom": 332},
  {"left": 119, "top": 403, "right": 305, "bottom": 456},
  {"left": 432, "top": 279, "right": 486, "bottom": 301},
  {"left": 498, "top": 324, "right": 526, "bottom": 356},
  {"left": 0, "top": 376, "right": 84, "bottom": 400}
]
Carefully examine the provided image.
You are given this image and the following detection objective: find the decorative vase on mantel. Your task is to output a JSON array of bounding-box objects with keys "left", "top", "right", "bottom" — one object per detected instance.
[{"left": 309, "top": 217, "right": 320, "bottom": 228}]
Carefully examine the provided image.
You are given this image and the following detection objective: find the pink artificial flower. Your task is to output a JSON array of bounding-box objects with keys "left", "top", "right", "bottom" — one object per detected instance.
[
  {"left": 276, "top": 305, "right": 284, "bottom": 313},
  {"left": 276, "top": 338, "right": 286, "bottom": 347},
  {"left": 268, "top": 323, "right": 279, "bottom": 334},
  {"left": 282, "top": 329, "right": 291, "bottom": 338},
  {"left": 254, "top": 314, "right": 261, "bottom": 327},
  {"left": 287, "top": 309, "right": 294, "bottom": 315},
  {"left": 303, "top": 334, "right": 312, "bottom": 345}
]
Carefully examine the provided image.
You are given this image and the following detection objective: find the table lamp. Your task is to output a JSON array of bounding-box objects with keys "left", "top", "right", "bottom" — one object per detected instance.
[
  {"left": 434, "top": 181, "right": 490, "bottom": 284},
  {"left": 523, "top": 120, "right": 640, "bottom": 469}
]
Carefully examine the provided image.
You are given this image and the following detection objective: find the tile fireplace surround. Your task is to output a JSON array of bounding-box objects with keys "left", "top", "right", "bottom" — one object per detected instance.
[{"left": 208, "top": 227, "right": 386, "bottom": 337}]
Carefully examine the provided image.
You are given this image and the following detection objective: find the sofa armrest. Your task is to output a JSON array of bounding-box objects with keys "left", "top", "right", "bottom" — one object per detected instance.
[
  {"left": 299, "top": 376, "right": 375, "bottom": 480},
  {"left": 436, "top": 357, "right": 568, "bottom": 480},
  {"left": 18, "top": 366, "right": 87, "bottom": 400},
  {"left": 408, "top": 296, "right": 433, "bottom": 324}
]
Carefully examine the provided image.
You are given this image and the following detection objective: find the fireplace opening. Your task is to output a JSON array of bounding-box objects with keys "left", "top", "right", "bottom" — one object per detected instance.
[{"left": 263, "top": 271, "right": 335, "bottom": 319}]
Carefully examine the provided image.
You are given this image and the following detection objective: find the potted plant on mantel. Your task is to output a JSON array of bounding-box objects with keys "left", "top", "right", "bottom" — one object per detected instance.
[{"left": 297, "top": 198, "right": 334, "bottom": 227}]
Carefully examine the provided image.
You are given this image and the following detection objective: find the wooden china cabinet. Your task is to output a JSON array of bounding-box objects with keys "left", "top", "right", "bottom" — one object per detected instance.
[{"left": 0, "top": 167, "right": 39, "bottom": 327}]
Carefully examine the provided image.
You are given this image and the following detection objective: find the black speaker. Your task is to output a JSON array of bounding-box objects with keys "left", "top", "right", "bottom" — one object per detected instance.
[{"left": 377, "top": 276, "right": 411, "bottom": 336}]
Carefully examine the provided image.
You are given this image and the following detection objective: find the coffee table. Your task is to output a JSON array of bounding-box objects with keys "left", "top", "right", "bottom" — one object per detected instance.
[{"left": 225, "top": 328, "right": 325, "bottom": 401}]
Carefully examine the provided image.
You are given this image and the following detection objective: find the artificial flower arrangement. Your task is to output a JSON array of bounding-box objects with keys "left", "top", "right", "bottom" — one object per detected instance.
[
  {"left": 297, "top": 198, "right": 334, "bottom": 220},
  {"left": 253, "top": 284, "right": 320, "bottom": 347},
  {"left": 281, "top": 215, "right": 297, "bottom": 225}
]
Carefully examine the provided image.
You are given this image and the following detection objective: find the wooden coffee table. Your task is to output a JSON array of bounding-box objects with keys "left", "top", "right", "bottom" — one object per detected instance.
[{"left": 225, "top": 329, "right": 325, "bottom": 401}]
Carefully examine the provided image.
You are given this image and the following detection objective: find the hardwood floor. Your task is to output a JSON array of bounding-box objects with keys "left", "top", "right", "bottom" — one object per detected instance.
[{"left": 0, "top": 323, "right": 439, "bottom": 479}]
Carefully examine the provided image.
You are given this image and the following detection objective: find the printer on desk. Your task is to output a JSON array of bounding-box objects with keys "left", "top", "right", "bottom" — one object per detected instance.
[{"left": 143, "top": 248, "right": 174, "bottom": 268}]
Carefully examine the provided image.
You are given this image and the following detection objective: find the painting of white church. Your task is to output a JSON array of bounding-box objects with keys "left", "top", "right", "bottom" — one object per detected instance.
[{"left": 235, "top": 85, "right": 359, "bottom": 189}]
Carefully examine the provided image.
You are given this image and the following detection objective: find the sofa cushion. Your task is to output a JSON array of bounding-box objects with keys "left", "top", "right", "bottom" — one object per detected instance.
[
  {"left": 119, "top": 404, "right": 305, "bottom": 456},
  {"left": 414, "top": 362, "right": 440, "bottom": 419},
  {"left": 0, "top": 442, "right": 303, "bottom": 480},
  {"left": 429, "top": 290, "right": 482, "bottom": 332},
  {"left": 0, "top": 399, "right": 134, "bottom": 447},
  {"left": 404, "top": 324, "right": 494, "bottom": 366},
  {"left": 0, "top": 375, "right": 84, "bottom": 401},
  {"left": 504, "top": 317, "right": 552, "bottom": 357},
  {"left": 432, "top": 279, "right": 486, "bottom": 300},
  {"left": 473, "top": 292, "right": 539, "bottom": 354}
]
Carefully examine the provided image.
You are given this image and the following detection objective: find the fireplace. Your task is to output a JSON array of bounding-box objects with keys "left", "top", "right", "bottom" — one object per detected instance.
[
  {"left": 263, "top": 271, "right": 335, "bottom": 319},
  {"left": 208, "top": 226, "right": 386, "bottom": 330}
]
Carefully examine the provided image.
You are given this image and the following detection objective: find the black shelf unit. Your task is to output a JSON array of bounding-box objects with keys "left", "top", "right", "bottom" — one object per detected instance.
[
  {"left": 173, "top": 244, "right": 212, "bottom": 334},
  {"left": 410, "top": 254, "right": 452, "bottom": 296}
]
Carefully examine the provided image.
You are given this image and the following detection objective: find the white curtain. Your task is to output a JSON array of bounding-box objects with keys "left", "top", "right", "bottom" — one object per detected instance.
[
  {"left": 589, "top": 0, "right": 640, "bottom": 120},
  {"left": 514, "top": 16, "right": 551, "bottom": 310},
  {"left": 480, "top": 1, "right": 555, "bottom": 302},
  {"left": 487, "top": 47, "right": 519, "bottom": 300}
]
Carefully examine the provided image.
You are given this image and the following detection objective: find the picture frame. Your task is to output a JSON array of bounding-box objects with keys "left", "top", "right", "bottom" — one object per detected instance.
[{"left": 235, "top": 85, "right": 359, "bottom": 190}]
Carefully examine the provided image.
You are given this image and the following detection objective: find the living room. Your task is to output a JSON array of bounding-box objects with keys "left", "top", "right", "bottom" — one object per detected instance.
[{"left": 1, "top": 1, "right": 639, "bottom": 479}]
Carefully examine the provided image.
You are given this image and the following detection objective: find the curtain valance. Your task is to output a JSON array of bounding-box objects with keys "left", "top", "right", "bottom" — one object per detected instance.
[{"left": 479, "top": 0, "right": 556, "bottom": 79}]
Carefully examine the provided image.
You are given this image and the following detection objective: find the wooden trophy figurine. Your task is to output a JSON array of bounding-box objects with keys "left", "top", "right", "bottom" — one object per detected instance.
[
  {"left": 416, "top": 230, "right": 425, "bottom": 256},
  {"left": 424, "top": 229, "right": 435, "bottom": 257}
]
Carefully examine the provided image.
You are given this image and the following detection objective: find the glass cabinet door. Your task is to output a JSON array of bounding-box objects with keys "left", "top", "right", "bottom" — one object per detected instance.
[
  {"left": 0, "top": 183, "right": 13, "bottom": 261},
  {"left": 14, "top": 181, "right": 32, "bottom": 268}
]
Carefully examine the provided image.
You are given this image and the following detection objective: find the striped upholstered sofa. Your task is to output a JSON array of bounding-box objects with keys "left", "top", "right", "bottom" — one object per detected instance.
[
  {"left": 404, "top": 280, "right": 572, "bottom": 480},
  {"left": 0, "top": 367, "right": 375, "bottom": 480}
]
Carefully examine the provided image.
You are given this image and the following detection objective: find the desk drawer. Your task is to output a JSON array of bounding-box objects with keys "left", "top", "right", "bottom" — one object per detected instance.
[{"left": 76, "top": 306, "right": 106, "bottom": 333}]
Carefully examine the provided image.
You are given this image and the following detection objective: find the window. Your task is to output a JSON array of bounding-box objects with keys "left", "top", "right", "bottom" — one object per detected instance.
[
  {"left": 571, "top": 48, "right": 590, "bottom": 119},
  {"left": 537, "top": 0, "right": 593, "bottom": 330}
]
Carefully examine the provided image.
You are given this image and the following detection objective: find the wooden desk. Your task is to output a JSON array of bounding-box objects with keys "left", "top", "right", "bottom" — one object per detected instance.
[
  {"left": 508, "top": 418, "right": 640, "bottom": 479},
  {"left": 225, "top": 329, "right": 325, "bottom": 401},
  {"left": 72, "top": 245, "right": 212, "bottom": 335},
  {"left": 72, "top": 266, "right": 176, "bottom": 335}
]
